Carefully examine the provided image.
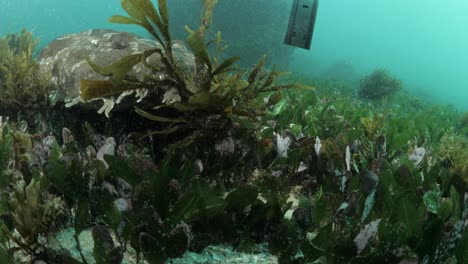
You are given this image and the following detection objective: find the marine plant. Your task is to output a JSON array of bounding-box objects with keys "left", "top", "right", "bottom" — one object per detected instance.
[
  {"left": 0, "top": 1, "right": 466, "bottom": 264},
  {"left": 437, "top": 129, "right": 468, "bottom": 190},
  {"left": 360, "top": 112, "right": 385, "bottom": 139},
  {"left": 72, "top": 0, "right": 309, "bottom": 150},
  {"left": 0, "top": 120, "right": 69, "bottom": 262},
  {"left": 6, "top": 179, "right": 62, "bottom": 247},
  {"left": 0, "top": 29, "right": 51, "bottom": 120},
  {"left": 358, "top": 69, "right": 402, "bottom": 100},
  {"left": 0, "top": 62, "right": 466, "bottom": 263},
  {"left": 257, "top": 85, "right": 468, "bottom": 263},
  {"left": 0, "top": 114, "right": 291, "bottom": 263},
  {"left": 0, "top": 2, "right": 300, "bottom": 262}
]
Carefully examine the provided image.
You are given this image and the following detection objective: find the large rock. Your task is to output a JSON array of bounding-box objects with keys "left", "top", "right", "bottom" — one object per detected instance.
[{"left": 38, "top": 29, "right": 195, "bottom": 108}]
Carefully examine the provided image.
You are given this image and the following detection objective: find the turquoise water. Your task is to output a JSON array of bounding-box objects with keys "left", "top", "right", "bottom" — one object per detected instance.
[
  {"left": 0, "top": 0, "right": 136, "bottom": 46},
  {"left": 293, "top": 0, "right": 468, "bottom": 109},
  {"left": 1, "top": 0, "right": 467, "bottom": 109}
]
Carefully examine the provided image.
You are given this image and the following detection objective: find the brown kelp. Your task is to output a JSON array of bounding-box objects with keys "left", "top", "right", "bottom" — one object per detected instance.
[
  {"left": 76, "top": 0, "right": 310, "bottom": 149},
  {"left": 358, "top": 69, "right": 402, "bottom": 100},
  {"left": 437, "top": 129, "right": 468, "bottom": 190},
  {"left": 0, "top": 29, "right": 51, "bottom": 119}
]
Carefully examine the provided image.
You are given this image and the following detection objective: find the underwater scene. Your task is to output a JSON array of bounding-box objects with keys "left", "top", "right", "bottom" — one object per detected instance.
[{"left": 0, "top": 0, "right": 467, "bottom": 263}]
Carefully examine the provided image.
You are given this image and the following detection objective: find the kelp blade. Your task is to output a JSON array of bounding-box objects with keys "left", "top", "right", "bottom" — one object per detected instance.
[
  {"left": 121, "top": 0, "right": 147, "bottom": 22},
  {"left": 212, "top": 56, "right": 240, "bottom": 76},
  {"left": 135, "top": 107, "right": 187, "bottom": 123},
  {"left": 86, "top": 53, "right": 144, "bottom": 87},
  {"left": 108, "top": 15, "right": 142, "bottom": 26},
  {"left": 80, "top": 80, "right": 145, "bottom": 102},
  {"left": 185, "top": 27, "right": 212, "bottom": 71}
]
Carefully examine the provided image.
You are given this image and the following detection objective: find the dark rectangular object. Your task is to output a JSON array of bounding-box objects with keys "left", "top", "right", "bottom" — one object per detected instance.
[{"left": 284, "top": 0, "right": 319, "bottom": 50}]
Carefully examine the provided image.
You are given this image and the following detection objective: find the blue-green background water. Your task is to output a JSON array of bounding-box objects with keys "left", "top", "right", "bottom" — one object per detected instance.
[
  {"left": 1, "top": 0, "right": 467, "bottom": 110},
  {"left": 294, "top": 0, "right": 468, "bottom": 110}
]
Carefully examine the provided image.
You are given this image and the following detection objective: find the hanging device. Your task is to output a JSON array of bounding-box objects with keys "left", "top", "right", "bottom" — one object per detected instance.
[{"left": 284, "top": 0, "right": 319, "bottom": 50}]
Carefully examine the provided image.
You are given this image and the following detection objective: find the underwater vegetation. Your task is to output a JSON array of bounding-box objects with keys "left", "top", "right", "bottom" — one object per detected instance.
[
  {"left": 358, "top": 69, "right": 402, "bottom": 100},
  {"left": 437, "top": 129, "right": 468, "bottom": 190},
  {"left": 0, "top": 29, "right": 51, "bottom": 120},
  {"left": 0, "top": 0, "right": 466, "bottom": 264},
  {"left": 77, "top": 0, "right": 308, "bottom": 151}
]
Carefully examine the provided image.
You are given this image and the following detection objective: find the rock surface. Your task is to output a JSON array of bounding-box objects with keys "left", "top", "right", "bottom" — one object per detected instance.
[
  {"left": 52, "top": 228, "right": 278, "bottom": 264},
  {"left": 38, "top": 29, "right": 195, "bottom": 108}
]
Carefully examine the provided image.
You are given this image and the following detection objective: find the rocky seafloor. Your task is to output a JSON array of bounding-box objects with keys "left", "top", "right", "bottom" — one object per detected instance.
[{"left": 55, "top": 228, "right": 278, "bottom": 264}]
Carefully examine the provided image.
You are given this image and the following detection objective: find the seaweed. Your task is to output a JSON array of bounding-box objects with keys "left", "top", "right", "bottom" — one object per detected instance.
[
  {"left": 0, "top": 65, "right": 466, "bottom": 263},
  {"left": 74, "top": 0, "right": 310, "bottom": 150},
  {"left": 0, "top": 1, "right": 466, "bottom": 263},
  {"left": 358, "top": 69, "right": 402, "bottom": 100},
  {"left": 0, "top": 29, "right": 51, "bottom": 120},
  {"left": 437, "top": 129, "right": 468, "bottom": 190}
]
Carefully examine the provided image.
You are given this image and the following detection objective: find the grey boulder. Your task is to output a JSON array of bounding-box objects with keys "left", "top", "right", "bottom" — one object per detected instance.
[{"left": 38, "top": 29, "right": 195, "bottom": 109}]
